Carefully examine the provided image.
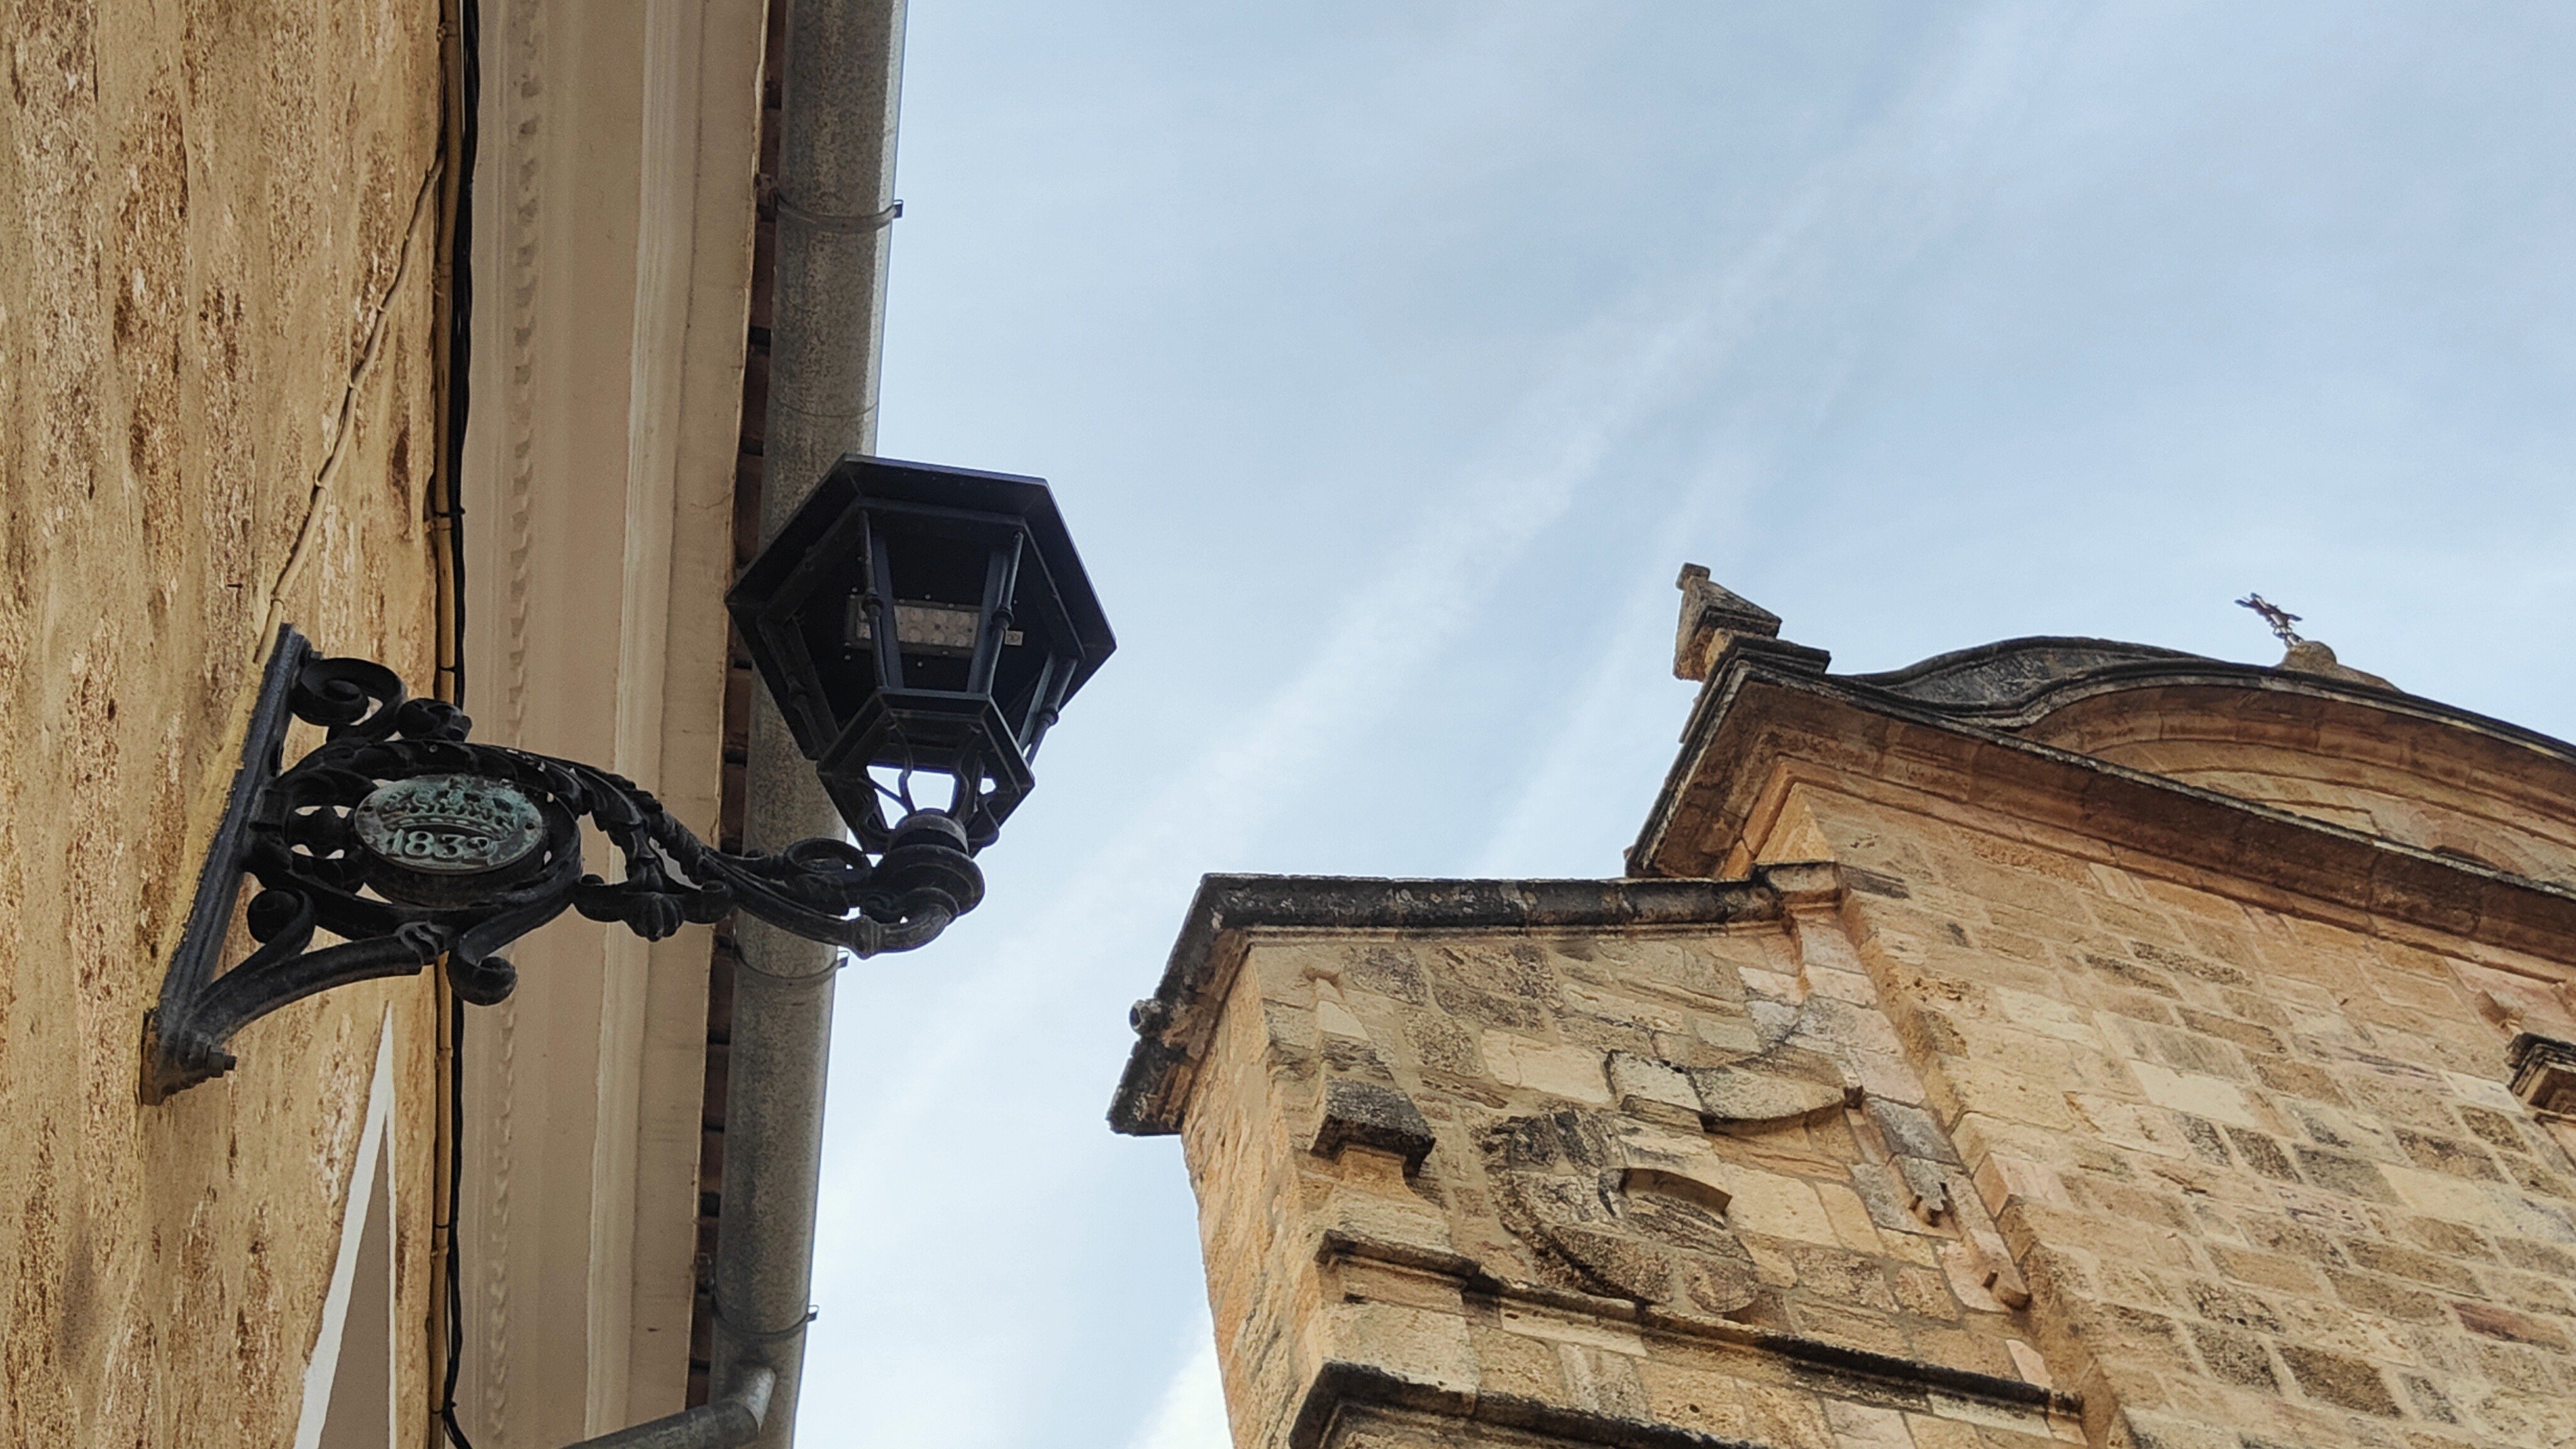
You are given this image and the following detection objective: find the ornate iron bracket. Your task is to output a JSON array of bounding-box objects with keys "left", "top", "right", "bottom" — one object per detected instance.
[{"left": 142, "top": 625, "right": 984, "bottom": 1102}]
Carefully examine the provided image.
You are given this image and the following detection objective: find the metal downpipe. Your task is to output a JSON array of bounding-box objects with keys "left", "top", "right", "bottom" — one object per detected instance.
[
  {"left": 571, "top": 1367, "right": 777, "bottom": 1449},
  {"left": 712, "top": 0, "right": 910, "bottom": 1445},
  {"left": 716, "top": 0, "right": 906, "bottom": 1433},
  {"left": 558, "top": 1, "right": 904, "bottom": 1446}
]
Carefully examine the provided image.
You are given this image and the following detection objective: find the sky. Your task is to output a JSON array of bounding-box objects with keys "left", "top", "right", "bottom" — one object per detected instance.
[{"left": 799, "top": 5, "right": 2576, "bottom": 1446}]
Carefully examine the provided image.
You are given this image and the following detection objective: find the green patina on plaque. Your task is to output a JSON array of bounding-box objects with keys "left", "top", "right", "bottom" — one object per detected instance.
[{"left": 353, "top": 774, "right": 545, "bottom": 875}]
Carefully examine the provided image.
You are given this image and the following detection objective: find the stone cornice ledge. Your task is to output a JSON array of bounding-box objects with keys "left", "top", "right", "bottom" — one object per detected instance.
[
  {"left": 1288, "top": 1348, "right": 2076, "bottom": 1449},
  {"left": 1628, "top": 641, "right": 2576, "bottom": 966},
  {"left": 1108, "top": 865, "right": 1841, "bottom": 1136},
  {"left": 1309, "top": 1229, "right": 2082, "bottom": 1424},
  {"left": 1289, "top": 1362, "right": 1768, "bottom": 1449}
]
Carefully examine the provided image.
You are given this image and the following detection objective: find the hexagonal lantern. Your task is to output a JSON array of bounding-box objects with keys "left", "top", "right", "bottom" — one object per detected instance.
[{"left": 727, "top": 455, "right": 1115, "bottom": 852}]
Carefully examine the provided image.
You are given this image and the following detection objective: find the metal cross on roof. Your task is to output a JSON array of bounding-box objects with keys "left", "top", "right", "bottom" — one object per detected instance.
[{"left": 2235, "top": 592, "right": 2306, "bottom": 646}]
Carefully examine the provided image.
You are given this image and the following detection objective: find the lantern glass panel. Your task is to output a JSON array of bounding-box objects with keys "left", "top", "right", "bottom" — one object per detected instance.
[{"left": 729, "top": 455, "right": 1113, "bottom": 852}]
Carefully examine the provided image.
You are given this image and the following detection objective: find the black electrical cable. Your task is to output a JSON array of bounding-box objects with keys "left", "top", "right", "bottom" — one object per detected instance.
[
  {"left": 441, "top": 991, "right": 477, "bottom": 1449},
  {"left": 438, "top": 1, "right": 480, "bottom": 1446},
  {"left": 438, "top": 0, "right": 475, "bottom": 709}
]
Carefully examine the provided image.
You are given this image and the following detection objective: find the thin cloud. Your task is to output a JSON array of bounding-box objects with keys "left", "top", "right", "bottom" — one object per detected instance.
[
  {"left": 1124, "top": 1318, "right": 1228, "bottom": 1449},
  {"left": 801, "top": 9, "right": 2076, "bottom": 1446}
]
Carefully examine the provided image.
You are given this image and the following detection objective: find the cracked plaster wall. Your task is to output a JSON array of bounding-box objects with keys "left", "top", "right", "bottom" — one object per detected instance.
[{"left": 0, "top": 0, "right": 447, "bottom": 1441}]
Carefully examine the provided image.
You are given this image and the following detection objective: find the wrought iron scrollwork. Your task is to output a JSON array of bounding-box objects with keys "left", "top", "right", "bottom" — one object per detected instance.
[{"left": 143, "top": 625, "right": 984, "bottom": 1102}]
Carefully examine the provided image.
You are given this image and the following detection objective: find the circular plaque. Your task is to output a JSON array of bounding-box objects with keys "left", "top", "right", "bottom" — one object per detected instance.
[{"left": 353, "top": 774, "right": 545, "bottom": 876}]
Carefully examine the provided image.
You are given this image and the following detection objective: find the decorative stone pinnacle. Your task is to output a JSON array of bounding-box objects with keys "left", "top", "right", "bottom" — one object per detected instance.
[{"left": 1674, "top": 564, "right": 1782, "bottom": 682}]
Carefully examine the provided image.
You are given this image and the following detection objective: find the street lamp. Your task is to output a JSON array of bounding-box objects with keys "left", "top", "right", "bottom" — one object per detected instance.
[
  {"left": 730, "top": 455, "right": 1113, "bottom": 852},
  {"left": 143, "top": 455, "right": 1113, "bottom": 1102}
]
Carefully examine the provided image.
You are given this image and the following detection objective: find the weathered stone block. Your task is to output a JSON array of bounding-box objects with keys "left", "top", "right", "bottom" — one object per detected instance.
[
  {"left": 1314, "top": 1077, "right": 1439, "bottom": 1169},
  {"left": 2275, "top": 1344, "right": 2401, "bottom": 1416},
  {"left": 1688, "top": 1048, "right": 1848, "bottom": 1124},
  {"left": 2455, "top": 1301, "right": 2573, "bottom": 1352},
  {"left": 1867, "top": 1097, "right": 1963, "bottom": 1166},
  {"left": 1606, "top": 1052, "right": 1703, "bottom": 1130},
  {"left": 1893, "top": 1155, "right": 1951, "bottom": 1222},
  {"left": 1482, "top": 1033, "right": 1611, "bottom": 1104}
]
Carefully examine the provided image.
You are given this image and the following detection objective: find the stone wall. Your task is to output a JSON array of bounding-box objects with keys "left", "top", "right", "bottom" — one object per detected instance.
[
  {"left": 0, "top": 0, "right": 447, "bottom": 1441},
  {"left": 1766, "top": 779, "right": 2576, "bottom": 1448},
  {"left": 1128, "top": 732, "right": 2576, "bottom": 1449},
  {"left": 1149, "top": 875, "right": 2082, "bottom": 1449}
]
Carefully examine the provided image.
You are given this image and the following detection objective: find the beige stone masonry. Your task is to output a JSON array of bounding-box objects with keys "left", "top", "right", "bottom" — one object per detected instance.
[
  {"left": 0, "top": 1, "right": 449, "bottom": 1443},
  {"left": 1778, "top": 782, "right": 2576, "bottom": 1448},
  {"left": 1124, "top": 628, "right": 2576, "bottom": 1449},
  {"left": 1123, "top": 875, "right": 2074, "bottom": 1449}
]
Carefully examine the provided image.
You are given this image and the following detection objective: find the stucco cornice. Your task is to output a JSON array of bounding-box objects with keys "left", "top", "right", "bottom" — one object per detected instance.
[{"left": 455, "top": 0, "right": 772, "bottom": 1434}]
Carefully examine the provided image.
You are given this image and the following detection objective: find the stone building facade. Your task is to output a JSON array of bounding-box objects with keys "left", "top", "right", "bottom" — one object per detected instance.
[
  {"left": 0, "top": 0, "right": 869, "bottom": 1443},
  {"left": 1, "top": 4, "right": 452, "bottom": 1443},
  {"left": 1114, "top": 573, "right": 2576, "bottom": 1449}
]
